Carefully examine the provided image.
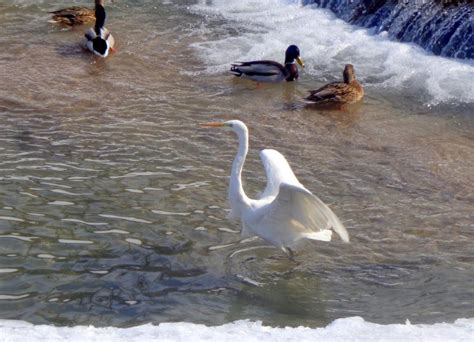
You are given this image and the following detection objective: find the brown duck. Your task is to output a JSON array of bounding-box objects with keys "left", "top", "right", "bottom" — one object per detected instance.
[
  {"left": 49, "top": 1, "right": 104, "bottom": 27},
  {"left": 306, "top": 64, "right": 364, "bottom": 105},
  {"left": 49, "top": 7, "right": 95, "bottom": 26}
]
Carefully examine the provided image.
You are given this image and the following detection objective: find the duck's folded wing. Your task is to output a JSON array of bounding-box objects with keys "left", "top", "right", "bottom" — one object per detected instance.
[
  {"left": 231, "top": 61, "right": 287, "bottom": 76},
  {"left": 50, "top": 7, "right": 92, "bottom": 26},
  {"left": 307, "top": 83, "right": 350, "bottom": 102},
  {"left": 257, "top": 183, "right": 349, "bottom": 243},
  {"left": 50, "top": 6, "right": 90, "bottom": 16}
]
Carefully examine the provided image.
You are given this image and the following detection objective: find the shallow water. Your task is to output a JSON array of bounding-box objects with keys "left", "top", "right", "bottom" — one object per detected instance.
[{"left": 0, "top": 0, "right": 473, "bottom": 328}]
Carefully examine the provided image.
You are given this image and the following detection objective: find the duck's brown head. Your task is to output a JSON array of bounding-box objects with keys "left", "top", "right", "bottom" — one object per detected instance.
[{"left": 343, "top": 64, "right": 356, "bottom": 84}]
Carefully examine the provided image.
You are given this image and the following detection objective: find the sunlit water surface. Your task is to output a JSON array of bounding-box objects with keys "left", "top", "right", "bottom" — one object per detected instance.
[{"left": 0, "top": 0, "right": 473, "bottom": 328}]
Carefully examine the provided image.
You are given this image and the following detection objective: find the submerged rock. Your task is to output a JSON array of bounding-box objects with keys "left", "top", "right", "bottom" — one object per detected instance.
[{"left": 305, "top": 0, "right": 473, "bottom": 59}]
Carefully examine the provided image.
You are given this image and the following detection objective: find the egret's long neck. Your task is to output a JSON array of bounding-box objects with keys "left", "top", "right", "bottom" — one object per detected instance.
[{"left": 229, "top": 128, "right": 251, "bottom": 210}]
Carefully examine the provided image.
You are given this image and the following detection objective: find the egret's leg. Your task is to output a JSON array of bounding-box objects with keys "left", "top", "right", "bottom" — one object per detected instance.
[{"left": 281, "top": 246, "right": 295, "bottom": 260}]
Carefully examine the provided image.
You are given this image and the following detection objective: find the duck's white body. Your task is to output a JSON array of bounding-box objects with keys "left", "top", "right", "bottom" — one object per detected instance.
[{"left": 81, "top": 27, "right": 115, "bottom": 58}]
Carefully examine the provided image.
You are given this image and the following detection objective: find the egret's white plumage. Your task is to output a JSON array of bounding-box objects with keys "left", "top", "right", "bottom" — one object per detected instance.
[{"left": 203, "top": 120, "right": 349, "bottom": 256}]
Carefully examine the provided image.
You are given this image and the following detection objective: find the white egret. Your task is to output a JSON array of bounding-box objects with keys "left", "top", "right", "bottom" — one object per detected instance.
[{"left": 202, "top": 120, "right": 349, "bottom": 257}]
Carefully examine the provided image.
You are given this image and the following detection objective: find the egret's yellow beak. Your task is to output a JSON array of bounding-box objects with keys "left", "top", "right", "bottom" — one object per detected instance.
[
  {"left": 296, "top": 56, "right": 305, "bottom": 68},
  {"left": 201, "top": 122, "right": 225, "bottom": 128}
]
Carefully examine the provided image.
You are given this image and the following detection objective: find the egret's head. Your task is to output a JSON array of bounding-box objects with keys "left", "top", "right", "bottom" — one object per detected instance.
[
  {"left": 201, "top": 120, "right": 248, "bottom": 135},
  {"left": 285, "top": 45, "right": 304, "bottom": 68}
]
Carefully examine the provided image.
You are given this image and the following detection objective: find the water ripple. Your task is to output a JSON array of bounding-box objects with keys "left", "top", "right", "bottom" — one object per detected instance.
[
  {"left": 61, "top": 219, "right": 108, "bottom": 226},
  {"left": 0, "top": 234, "right": 37, "bottom": 242},
  {"left": 0, "top": 216, "right": 25, "bottom": 222},
  {"left": 109, "top": 171, "right": 171, "bottom": 179},
  {"left": 99, "top": 214, "right": 153, "bottom": 224},
  {"left": 58, "top": 239, "right": 94, "bottom": 245},
  {"left": 49, "top": 189, "right": 92, "bottom": 196},
  {"left": 46, "top": 163, "right": 101, "bottom": 172},
  {"left": 125, "top": 238, "right": 143, "bottom": 246},
  {"left": 152, "top": 210, "right": 191, "bottom": 216},
  {"left": 0, "top": 0, "right": 471, "bottom": 328},
  {"left": 37, "top": 254, "right": 56, "bottom": 259},
  {"left": 93, "top": 229, "right": 129, "bottom": 235},
  {"left": 48, "top": 201, "right": 74, "bottom": 206},
  {"left": 0, "top": 269, "right": 18, "bottom": 273},
  {"left": 0, "top": 294, "right": 30, "bottom": 300}
]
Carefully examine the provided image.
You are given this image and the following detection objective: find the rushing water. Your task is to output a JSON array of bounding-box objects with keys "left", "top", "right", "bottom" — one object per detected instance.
[
  {"left": 0, "top": 0, "right": 473, "bottom": 328},
  {"left": 303, "top": 0, "right": 474, "bottom": 59}
]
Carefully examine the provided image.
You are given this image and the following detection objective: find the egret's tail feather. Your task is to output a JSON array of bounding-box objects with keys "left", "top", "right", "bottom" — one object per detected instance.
[
  {"left": 332, "top": 219, "right": 350, "bottom": 243},
  {"left": 303, "top": 229, "right": 333, "bottom": 242}
]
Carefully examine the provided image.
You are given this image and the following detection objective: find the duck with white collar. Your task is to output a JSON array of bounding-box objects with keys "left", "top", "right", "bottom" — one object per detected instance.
[
  {"left": 230, "top": 45, "right": 304, "bottom": 83},
  {"left": 80, "top": 1, "right": 115, "bottom": 58}
]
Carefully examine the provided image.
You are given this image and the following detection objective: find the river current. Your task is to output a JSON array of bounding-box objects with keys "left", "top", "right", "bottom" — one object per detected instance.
[{"left": 0, "top": 0, "right": 473, "bottom": 327}]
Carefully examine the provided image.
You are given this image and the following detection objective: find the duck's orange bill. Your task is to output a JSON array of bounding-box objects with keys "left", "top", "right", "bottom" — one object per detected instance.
[{"left": 200, "top": 122, "right": 224, "bottom": 128}]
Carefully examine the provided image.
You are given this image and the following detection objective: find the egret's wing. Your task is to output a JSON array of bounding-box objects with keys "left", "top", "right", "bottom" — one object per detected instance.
[
  {"left": 256, "top": 183, "right": 349, "bottom": 245},
  {"left": 259, "top": 149, "right": 300, "bottom": 198}
]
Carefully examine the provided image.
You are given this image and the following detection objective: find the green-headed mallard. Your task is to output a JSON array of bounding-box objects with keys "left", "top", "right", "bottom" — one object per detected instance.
[
  {"left": 306, "top": 64, "right": 364, "bottom": 105},
  {"left": 80, "top": 3, "right": 115, "bottom": 58},
  {"left": 230, "top": 45, "right": 305, "bottom": 83}
]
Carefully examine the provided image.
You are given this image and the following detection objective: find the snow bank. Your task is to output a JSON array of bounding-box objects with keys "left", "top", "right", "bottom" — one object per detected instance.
[{"left": 0, "top": 317, "right": 473, "bottom": 342}]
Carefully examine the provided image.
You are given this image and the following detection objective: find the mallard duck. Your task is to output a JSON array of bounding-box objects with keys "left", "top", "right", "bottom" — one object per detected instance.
[
  {"left": 80, "top": 3, "right": 115, "bottom": 58},
  {"left": 230, "top": 45, "right": 305, "bottom": 82},
  {"left": 49, "top": 6, "right": 95, "bottom": 26},
  {"left": 306, "top": 64, "right": 364, "bottom": 104}
]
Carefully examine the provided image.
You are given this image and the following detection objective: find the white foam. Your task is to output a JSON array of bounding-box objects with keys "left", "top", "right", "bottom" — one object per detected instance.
[
  {"left": 125, "top": 238, "right": 143, "bottom": 245},
  {"left": 152, "top": 209, "right": 191, "bottom": 216},
  {"left": 189, "top": 0, "right": 474, "bottom": 106},
  {"left": 99, "top": 214, "right": 152, "bottom": 224},
  {"left": 0, "top": 317, "right": 472, "bottom": 341},
  {"left": 58, "top": 239, "right": 94, "bottom": 245},
  {"left": 0, "top": 216, "right": 25, "bottom": 222}
]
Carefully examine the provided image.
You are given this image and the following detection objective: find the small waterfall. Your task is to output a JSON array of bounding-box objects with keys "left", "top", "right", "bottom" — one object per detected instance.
[{"left": 304, "top": 0, "right": 473, "bottom": 59}]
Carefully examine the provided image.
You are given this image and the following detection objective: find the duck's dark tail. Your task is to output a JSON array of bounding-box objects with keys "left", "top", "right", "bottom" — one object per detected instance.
[{"left": 230, "top": 64, "right": 243, "bottom": 77}]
